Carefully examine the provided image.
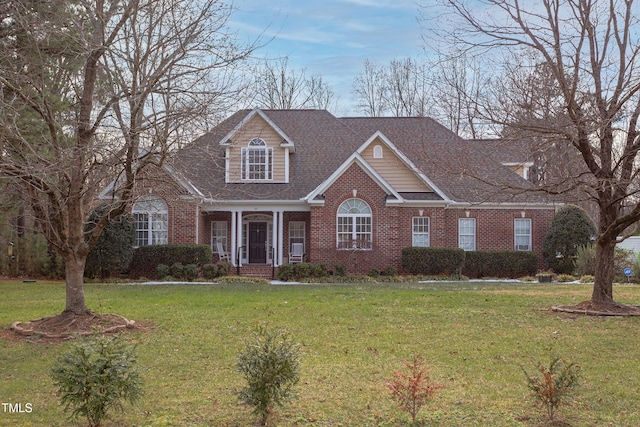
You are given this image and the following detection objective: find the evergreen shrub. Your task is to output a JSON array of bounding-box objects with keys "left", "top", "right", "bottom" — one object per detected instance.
[{"left": 401, "top": 247, "right": 465, "bottom": 275}]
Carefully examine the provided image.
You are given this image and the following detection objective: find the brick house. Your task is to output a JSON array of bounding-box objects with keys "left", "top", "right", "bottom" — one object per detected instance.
[{"left": 124, "top": 108, "right": 559, "bottom": 275}]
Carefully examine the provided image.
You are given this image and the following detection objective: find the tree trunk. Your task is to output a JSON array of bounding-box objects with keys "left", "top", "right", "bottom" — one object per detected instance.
[
  {"left": 64, "top": 254, "right": 90, "bottom": 315},
  {"left": 592, "top": 237, "right": 616, "bottom": 305}
]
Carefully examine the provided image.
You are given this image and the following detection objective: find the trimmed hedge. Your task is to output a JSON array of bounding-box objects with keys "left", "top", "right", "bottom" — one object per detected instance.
[
  {"left": 401, "top": 247, "right": 465, "bottom": 275},
  {"left": 128, "top": 244, "right": 212, "bottom": 278},
  {"left": 462, "top": 250, "right": 537, "bottom": 278}
]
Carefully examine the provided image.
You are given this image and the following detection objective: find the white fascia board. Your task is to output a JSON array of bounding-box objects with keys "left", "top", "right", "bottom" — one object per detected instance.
[
  {"left": 446, "top": 201, "right": 561, "bottom": 210},
  {"left": 201, "top": 199, "right": 311, "bottom": 212},
  {"left": 357, "top": 131, "right": 452, "bottom": 203},
  {"left": 218, "top": 108, "right": 295, "bottom": 151},
  {"left": 304, "top": 152, "right": 403, "bottom": 203}
]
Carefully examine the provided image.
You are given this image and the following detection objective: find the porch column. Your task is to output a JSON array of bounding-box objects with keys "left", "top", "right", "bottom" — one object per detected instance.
[
  {"left": 230, "top": 209, "right": 237, "bottom": 266},
  {"left": 237, "top": 210, "right": 243, "bottom": 266},
  {"left": 278, "top": 210, "right": 284, "bottom": 265},
  {"left": 272, "top": 211, "right": 278, "bottom": 266}
]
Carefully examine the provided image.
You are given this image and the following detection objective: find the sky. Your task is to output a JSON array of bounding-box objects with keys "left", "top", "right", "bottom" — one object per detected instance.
[{"left": 229, "top": 0, "right": 425, "bottom": 115}]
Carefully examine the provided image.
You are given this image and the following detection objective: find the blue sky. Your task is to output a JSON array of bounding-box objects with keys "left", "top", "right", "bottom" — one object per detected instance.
[{"left": 229, "top": 0, "right": 424, "bottom": 115}]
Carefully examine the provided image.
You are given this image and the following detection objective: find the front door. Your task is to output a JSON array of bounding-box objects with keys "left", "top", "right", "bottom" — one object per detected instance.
[{"left": 249, "top": 222, "right": 267, "bottom": 263}]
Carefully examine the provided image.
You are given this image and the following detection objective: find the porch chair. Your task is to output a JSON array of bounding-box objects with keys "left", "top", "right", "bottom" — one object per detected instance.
[
  {"left": 289, "top": 242, "right": 305, "bottom": 264},
  {"left": 216, "top": 241, "right": 231, "bottom": 262}
]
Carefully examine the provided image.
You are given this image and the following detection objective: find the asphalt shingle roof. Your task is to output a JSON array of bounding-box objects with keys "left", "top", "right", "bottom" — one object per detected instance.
[{"left": 169, "top": 109, "right": 555, "bottom": 205}]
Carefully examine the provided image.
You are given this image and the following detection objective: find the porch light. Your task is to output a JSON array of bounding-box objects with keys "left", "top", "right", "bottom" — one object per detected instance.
[{"left": 7, "top": 242, "right": 14, "bottom": 259}]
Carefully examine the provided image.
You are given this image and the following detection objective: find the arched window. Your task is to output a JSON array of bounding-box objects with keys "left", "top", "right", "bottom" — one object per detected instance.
[
  {"left": 337, "top": 198, "right": 372, "bottom": 249},
  {"left": 242, "top": 138, "right": 273, "bottom": 180},
  {"left": 132, "top": 195, "right": 168, "bottom": 247},
  {"left": 373, "top": 144, "right": 383, "bottom": 159}
]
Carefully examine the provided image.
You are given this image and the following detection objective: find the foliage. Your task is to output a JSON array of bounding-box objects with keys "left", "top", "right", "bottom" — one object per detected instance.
[
  {"left": 575, "top": 243, "right": 635, "bottom": 278},
  {"left": 383, "top": 266, "right": 398, "bottom": 277},
  {"left": 277, "top": 262, "right": 330, "bottom": 281},
  {"left": 522, "top": 355, "right": 581, "bottom": 421},
  {"left": 50, "top": 334, "right": 143, "bottom": 427},
  {"left": 85, "top": 205, "right": 136, "bottom": 279},
  {"left": 556, "top": 274, "right": 575, "bottom": 283},
  {"left": 579, "top": 275, "right": 594, "bottom": 283},
  {"left": 368, "top": 268, "right": 381, "bottom": 278},
  {"left": 402, "top": 247, "right": 465, "bottom": 275},
  {"left": 217, "top": 276, "right": 270, "bottom": 285},
  {"left": 386, "top": 357, "right": 442, "bottom": 424},
  {"left": 463, "top": 250, "right": 538, "bottom": 278},
  {"left": 129, "top": 244, "right": 212, "bottom": 278},
  {"left": 201, "top": 262, "right": 232, "bottom": 280},
  {"left": 543, "top": 205, "right": 596, "bottom": 274},
  {"left": 157, "top": 264, "right": 170, "bottom": 279},
  {"left": 237, "top": 324, "right": 301, "bottom": 425},
  {"left": 334, "top": 264, "right": 347, "bottom": 276}
]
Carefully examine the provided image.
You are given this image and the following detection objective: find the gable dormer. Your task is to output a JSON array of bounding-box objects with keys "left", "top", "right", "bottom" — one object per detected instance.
[{"left": 220, "top": 109, "right": 294, "bottom": 184}]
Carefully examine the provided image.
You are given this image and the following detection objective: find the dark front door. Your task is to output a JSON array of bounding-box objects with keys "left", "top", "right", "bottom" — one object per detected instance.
[{"left": 249, "top": 222, "right": 267, "bottom": 263}]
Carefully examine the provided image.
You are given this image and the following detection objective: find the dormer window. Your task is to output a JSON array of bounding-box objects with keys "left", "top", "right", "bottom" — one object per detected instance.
[{"left": 242, "top": 138, "right": 273, "bottom": 180}]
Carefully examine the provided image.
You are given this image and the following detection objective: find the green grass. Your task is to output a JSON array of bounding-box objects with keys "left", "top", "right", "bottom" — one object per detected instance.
[{"left": 1, "top": 280, "right": 640, "bottom": 426}]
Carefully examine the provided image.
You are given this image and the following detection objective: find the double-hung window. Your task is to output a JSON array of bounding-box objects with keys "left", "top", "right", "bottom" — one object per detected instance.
[
  {"left": 337, "top": 198, "right": 372, "bottom": 249},
  {"left": 132, "top": 196, "right": 168, "bottom": 247},
  {"left": 289, "top": 221, "right": 305, "bottom": 252},
  {"left": 514, "top": 218, "right": 532, "bottom": 251},
  {"left": 241, "top": 138, "right": 273, "bottom": 180},
  {"left": 412, "top": 217, "right": 430, "bottom": 247},
  {"left": 458, "top": 218, "right": 476, "bottom": 251},
  {"left": 211, "top": 221, "right": 228, "bottom": 252}
]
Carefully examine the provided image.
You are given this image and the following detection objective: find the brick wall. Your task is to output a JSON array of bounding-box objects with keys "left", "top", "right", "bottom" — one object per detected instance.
[{"left": 309, "top": 163, "right": 555, "bottom": 274}]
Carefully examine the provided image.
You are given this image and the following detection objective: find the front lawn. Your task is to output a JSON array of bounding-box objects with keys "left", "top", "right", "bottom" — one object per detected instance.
[{"left": 1, "top": 280, "right": 639, "bottom": 426}]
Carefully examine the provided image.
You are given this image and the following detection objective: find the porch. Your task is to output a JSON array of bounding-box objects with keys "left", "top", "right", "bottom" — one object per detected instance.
[{"left": 204, "top": 207, "right": 310, "bottom": 271}]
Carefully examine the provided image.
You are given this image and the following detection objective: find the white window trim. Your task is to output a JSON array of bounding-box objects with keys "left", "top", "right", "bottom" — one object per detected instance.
[
  {"left": 514, "top": 218, "right": 532, "bottom": 251},
  {"left": 211, "top": 221, "right": 228, "bottom": 252},
  {"left": 132, "top": 196, "right": 168, "bottom": 247},
  {"left": 412, "top": 216, "right": 430, "bottom": 247},
  {"left": 337, "top": 198, "right": 372, "bottom": 250},
  {"left": 288, "top": 221, "right": 305, "bottom": 251},
  {"left": 241, "top": 138, "right": 273, "bottom": 181},
  {"left": 458, "top": 218, "right": 476, "bottom": 251}
]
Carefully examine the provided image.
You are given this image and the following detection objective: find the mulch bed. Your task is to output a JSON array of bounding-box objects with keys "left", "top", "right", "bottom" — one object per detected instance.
[
  {"left": 552, "top": 300, "right": 640, "bottom": 317},
  {"left": 6, "top": 311, "right": 137, "bottom": 341}
]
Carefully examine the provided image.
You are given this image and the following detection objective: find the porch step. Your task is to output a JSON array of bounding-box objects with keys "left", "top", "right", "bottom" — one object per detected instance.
[{"left": 236, "top": 264, "right": 276, "bottom": 279}]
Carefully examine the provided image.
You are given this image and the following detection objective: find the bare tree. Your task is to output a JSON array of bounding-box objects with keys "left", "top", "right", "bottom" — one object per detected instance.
[
  {"left": 352, "top": 59, "right": 387, "bottom": 117},
  {"left": 427, "top": 0, "right": 640, "bottom": 309},
  {"left": 251, "top": 57, "right": 337, "bottom": 110},
  {"left": 352, "top": 58, "right": 431, "bottom": 117},
  {"left": 0, "top": 0, "right": 255, "bottom": 315}
]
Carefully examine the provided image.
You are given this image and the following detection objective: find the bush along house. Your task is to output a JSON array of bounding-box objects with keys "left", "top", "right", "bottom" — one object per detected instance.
[{"left": 116, "top": 108, "right": 559, "bottom": 277}]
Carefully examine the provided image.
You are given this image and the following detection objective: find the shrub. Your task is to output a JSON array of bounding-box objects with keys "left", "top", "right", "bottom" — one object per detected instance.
[
  {"left": 580, "top": 275, "right": 594, "bottom": 283},
  {"left": 402, "top": 247, "right": 465, "bottom": 275},
  {"left": 522, "top": 355, "right": 580, "bottom": 421},
  {"left": 217, "top": 262, "right": 232, "bottom": 277},
  {"left": 277, "top": 264, "right": 294, "bottom": 281},
  {"left": 576, "top": 243, "right": 635, "bottom": 277},
  {"left": 463, "top": 250, "right": 538, "bottom": 278},
  {"left": 383, "top": 266, "right": 398, "bottom": 277},
  {"left": 334, "top": 263, "right": 347, "bottom": 277},
  {"left": 170, "top": 262, "right": 185, "bottom": 280},
  {"left": 368, "top": 268, "right": 380, "bottom": 278},
  {"left": 85, "top": 204, "right": 136, "bottom": 279},
  {"left": 50, "top": 334, "right": 143, "bottom": 427},
  {"left": 292, "top": 262, "right": 314, "bottom": 279},
  {"left": 129, "top": 244, "right": 212, "bottom": 278},
  {"left": 313, "top": 263, "right": 329, "bottom": 278},
  {"left": 237, "top": 325, "right": 301, "bottom": 425},
  {"left": 156, "top": 264, "right": 170, "bottom": 279},
  {"left": 386, "top": 357, "right": 442, "bottom": 424},
  {"left": 183, "top": 264, "right": 199, "bottom": 281},
  {"left": 556, "top": 274, "right": 575, "bottom": 283},
  {"left": 543, "top": 205, "right": 596, "bottom": 274}
]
